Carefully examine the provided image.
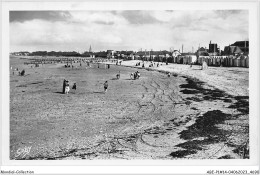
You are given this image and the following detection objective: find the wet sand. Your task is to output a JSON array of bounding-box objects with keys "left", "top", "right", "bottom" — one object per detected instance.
[{"left": 10, "top": 57, "right": 249, "bottom": 159}]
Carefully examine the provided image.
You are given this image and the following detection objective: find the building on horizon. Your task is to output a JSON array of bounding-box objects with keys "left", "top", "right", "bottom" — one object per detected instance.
[
  {"left": 208, "top": 41, "right": 220, "bottom": 56},
  {"left": 10, "top": 51, "right": 30, "bottom": 56},
  {"left": 196, "top": 47, "right": 209, "bottom": 57},
  {"left": 172, "top": 50, "right": 181, "bottom": 58},
  {"left": 231, "top": 41, "right": 249, "bottom": 55},
  {"left": 223, "top": 41, "right": 249, "bottom": 56},
  {"left": 223, "top": 46, "right": 243, "bottom": 56}
]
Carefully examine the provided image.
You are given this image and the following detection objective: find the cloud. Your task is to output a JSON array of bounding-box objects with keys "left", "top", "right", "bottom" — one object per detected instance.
[
  {"left": 119, "top": 11, "right": 161, "bottom": 25},
  {"left": 9, "top": 11, "right": 71, "bottom": 22},
  {"left": 94, "top": 21, "right": 114, "bottom": 25},
  {"left": 69, "top": 11, "right": 128, "bottom": 25},
  {"left": 151, "top": 11, "right": 174, "bottom": 22},
  {"left": 10, "top": 10, "right": 249, "bottom": 52},
  {"left": 214, "top": 10, "right": 244, "bottom": 19},
  {"left": 99, "top": 34, "right": 122, "bottom": 44}
]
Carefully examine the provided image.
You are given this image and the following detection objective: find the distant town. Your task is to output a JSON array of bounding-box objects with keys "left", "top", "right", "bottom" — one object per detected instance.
[
  {"left": 10, "top": 40, "right": 249, "bottom": 57},
  {"left": 10, "top": 40, "right": 249, "bottom": 68}
]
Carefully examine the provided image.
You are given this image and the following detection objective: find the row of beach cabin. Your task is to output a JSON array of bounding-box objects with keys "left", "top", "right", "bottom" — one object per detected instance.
[
  {"left": 23, "top": 56, "right": 93, "bottom": 65},
  {"left": 197, "top": 56, "right": 249, "bottom": 68},
  {"left": 21, "top": 54, "right": 249, "bottom": 68},
  {"left": 172, "top": 55, "right": 249, "bottom": 68}
]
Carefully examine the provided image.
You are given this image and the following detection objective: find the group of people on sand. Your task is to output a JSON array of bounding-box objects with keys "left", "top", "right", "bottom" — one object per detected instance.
[
  {"left": 11, "top": 67, "right": 25, "bottom": 76},
  {"left": 61, "top": 60, "right": 143, "bottom": 95},
  {"left": 116, "top": 61, "right": 122, "bottom": 65},
  {"left": 130, "top": 71, "right": 141, "bottom": 80},
  {"left": 62, "top": 79, "right": 108, "bottom": 94},
  {"left": 62, "top": 79, "right": 76, "bottom": 94},
  {"left": 135, "top": 61, "right": 165, "bottom": 68}
]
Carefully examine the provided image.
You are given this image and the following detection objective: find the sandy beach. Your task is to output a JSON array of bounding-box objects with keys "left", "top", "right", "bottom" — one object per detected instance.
[
  {"left": 107, "top": 60, "right": 249, "bottom": 96},
  {"left": 10, "top": 56, "right": 249, "bottom": 160}
]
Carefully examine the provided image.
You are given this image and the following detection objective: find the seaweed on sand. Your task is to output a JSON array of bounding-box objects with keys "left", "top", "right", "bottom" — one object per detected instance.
[
  {"left": 228, "top": 96, "right": 249, "bottom": 115},
  {"left": 170, "top": 110, "right": 232, "bottom": 158},
  {"left": 179, "top": 77, "right": 229, "bottom": 101},
  {"left": 179, "top": 77, "right": 249, "bottom": 115}
]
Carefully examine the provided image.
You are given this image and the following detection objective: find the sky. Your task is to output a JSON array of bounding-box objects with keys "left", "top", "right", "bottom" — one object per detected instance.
[{"left": 9, "top": 10, "right": 248, "bottom": 53}]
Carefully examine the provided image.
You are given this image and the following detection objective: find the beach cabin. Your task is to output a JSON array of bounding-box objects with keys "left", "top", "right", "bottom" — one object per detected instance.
[
  {"left": 126, "top": 51, "right": 135, "bottom": 60},
  {"left": 198, "top": 56, "right": 203, "bottom": 64},
  {"left": 198, "top": 56, "right": 210, "bottom": 65},
  {"left": 188, "top": 55, "right": 197, "bottom": 64},
  {"left": 180, "top": 55, "right": 194, "bottom": 65},
  {"left": 239, "top": 55, "right": 246, "bottom": 67},
  {"left": 134, "top": 55, "right": 140, "bottom": 60},
  {"left": 228, "top": 56, "right": 234, "bottom": 67},
  {"left": 183, "top": 56, "right": 188, "bottom": 64},
  {"left": 208, "top": 57, "right": 213, "bottom": 66},
  {"left": 246, "top": 56, "right": 249, "bottom": 68},
  {"left": 179, "top": 53, "right": 196, "bottom": 64},
  {"left": 204, "top": 57, "right": 209, "bottom": 65},
  {"left": 233, "top": 56, "right": 241, "bottom": 67},
  {"left": 216, "top": 57, "right": 221, "bottom": 66},
  {"left": 221, "top": 56, "right": 227, "bottom": 66},
  {"left": 173, "top": 56, "right": 177, "bottom": 63},
  {"left": 177, "top": 56, "right": 184, "bottom": 64},
  {"left": 172, "top": 50, "right": 181, "bottom": 63}
]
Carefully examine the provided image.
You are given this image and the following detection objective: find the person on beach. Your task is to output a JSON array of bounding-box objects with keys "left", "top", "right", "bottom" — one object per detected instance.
[
  {"left": 104, "top": 81, "right": 108, "bottom": 93},
  {"left": 134, "top": 71, "right": 140, "bottom": 79},
  {"left": 130, "top": 73, "right": 134, "bottom": 79},
  {"left": 108, "top": 64, "right": 110, "bottom": 69},
  {"left": 72, "top": 83, "right": 76, "bottom": 92},
  {"left": 20, "top": 69, "right": 25, "bottom": 76},
  {"left": 116, "top": 71, "right": 120, "bottom": 79},
  {"left": 64, "top": 80, "right": 70, "bottom": 94},
  {"left": 62, "top": 79, "right": 66, "bottom": 94}
]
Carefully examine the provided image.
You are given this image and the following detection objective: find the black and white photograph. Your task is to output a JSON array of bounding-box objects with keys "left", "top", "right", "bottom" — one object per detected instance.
[{"left": 1, "top": 0, "right": 259, "bottom": 174}]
